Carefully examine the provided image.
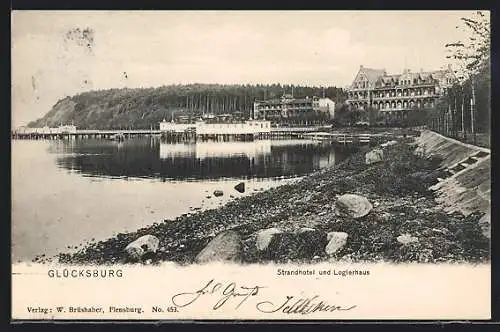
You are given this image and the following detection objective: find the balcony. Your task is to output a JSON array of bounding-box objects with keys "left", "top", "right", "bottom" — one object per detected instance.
[
  {"left": 378, "top": 107, "right": 412, "bottom": 112},
  {"left": 257, "top": 107, "right": 282, "bottom": 111},
  {"left": 347, "top": 96, "right": 369, "bottom": 101},
  {"left": 372, "top": 93, "right": 436, "bottom": 100},
  {"left": 374, "top": 82, "right": 436, "bottom": 90},
  {"left": 377, "top": 103, "right": 434, "bottom": 111}
]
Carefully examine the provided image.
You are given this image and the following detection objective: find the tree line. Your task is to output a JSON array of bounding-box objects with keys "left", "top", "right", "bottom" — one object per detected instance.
[
  {"left": 28, "top": 83, "right": 346, "bottom": 129},
  {"left": 431, "top": 11, "right": 490, "bottom": 145}
]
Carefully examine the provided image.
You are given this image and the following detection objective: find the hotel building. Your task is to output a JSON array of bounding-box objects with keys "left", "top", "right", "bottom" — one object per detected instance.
[
  {"left": 346, "top": 65, "right": 457, "bottom": 121},
  {"left": 253, "top": 94, "right": 335, "bottom": 125}
]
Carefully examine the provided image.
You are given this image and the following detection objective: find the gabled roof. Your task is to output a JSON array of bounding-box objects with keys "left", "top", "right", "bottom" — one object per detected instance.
[
  {"left": 351, "top": 65, "right": 456, "bottom": 89},
  {"left": 430, "top": 70, "right": 449, "bottom": 81},
  {"left": 381, "top": 75, "right": 399, "bottom": 83},
  {"left": 357, "top": 67, "right": 387, "bottom": 84}
]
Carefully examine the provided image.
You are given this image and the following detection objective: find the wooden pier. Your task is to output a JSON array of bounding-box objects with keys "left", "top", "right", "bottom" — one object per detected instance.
[
  {"left": 11, "top": 129, "right": 162, "bottom": 140},
  {"left": 12, "top": 126, "right": 329, "bottom": 141},
  {"left": 302, "top": 132, "right": 384, "bottom": 144}
]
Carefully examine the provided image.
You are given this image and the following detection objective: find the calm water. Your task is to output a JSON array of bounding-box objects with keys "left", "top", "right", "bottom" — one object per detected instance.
[{"left": 12, "top": 137, "right": 354, "bottom": 261}]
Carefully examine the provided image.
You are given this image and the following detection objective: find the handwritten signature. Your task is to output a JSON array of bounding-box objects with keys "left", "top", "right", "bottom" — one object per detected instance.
[
  {"left": 171, "top": 279, "right": 357, "bottom": 314},
  {"left": 172, "top": 279, "right": 265, "bottom": 310},
  {"left": 256, "top": 295, "right": 357, "bottom": 314}
]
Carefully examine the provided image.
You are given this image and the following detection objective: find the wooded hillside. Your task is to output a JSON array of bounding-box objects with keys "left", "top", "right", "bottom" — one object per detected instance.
[{"left": 28, "top": 84, "right": 346, "bottom": 129}]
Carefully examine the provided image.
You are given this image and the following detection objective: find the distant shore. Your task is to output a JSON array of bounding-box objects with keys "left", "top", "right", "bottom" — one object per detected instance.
[{"left": 42, "top": 133, "right": 489, "bottom": 265}]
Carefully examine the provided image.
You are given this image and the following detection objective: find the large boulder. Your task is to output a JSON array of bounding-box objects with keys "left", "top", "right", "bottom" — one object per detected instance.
[
  {"left": 365, "top": 148, "right": 384, "bottom": 164},
  {"left": 195, "top": 230, "right": 243, "bottom": 264},
  {"left": 234, "top": 182, "right": 246, "bottom": 193},
  {"left": 213, "top": 190, "right": 224, "bottom": 197},
  {"left": 264, "top": 228, "right": 327, "bottom": 261},
  {"left": 334, "top": 194, "right": 373, "bottom": 219},
  {"left": 325, "top": 232, "right": 349, "bottom": 256},
  {"left": 255, "top": 228, "right": 283, "bottom": 251},
  {"left": 124, "top": 235, "right": 160, "bottom": 261}
]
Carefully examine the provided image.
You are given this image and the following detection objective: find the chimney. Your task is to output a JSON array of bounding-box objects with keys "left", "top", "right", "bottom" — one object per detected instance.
[
  {"left": 447, "top": 64, "right": 452, "bottom": 71},
  {"left": 360, "top": 65, "right": 364, "bottom": 69}
]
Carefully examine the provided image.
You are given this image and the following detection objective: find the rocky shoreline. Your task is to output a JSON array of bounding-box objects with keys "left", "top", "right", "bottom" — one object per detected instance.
[{"left": 44, "top": 135, "right": 489, "bottom": 266}]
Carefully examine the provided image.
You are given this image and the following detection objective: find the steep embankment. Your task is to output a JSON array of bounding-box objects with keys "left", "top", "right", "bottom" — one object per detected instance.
[
  {"left": 45, "top": 135, "right": 489, "bottom": 266},
  {"left": 415, "top": 130, "right": 491, "bottom": 237},
  {"left": 28, "top": 84, "right": 345, "bottom": 129}
]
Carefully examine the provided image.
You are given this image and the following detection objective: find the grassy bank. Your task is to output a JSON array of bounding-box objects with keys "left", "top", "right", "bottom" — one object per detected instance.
[{"left": 50, "top": 137, "right": 489, "bottom": 265}]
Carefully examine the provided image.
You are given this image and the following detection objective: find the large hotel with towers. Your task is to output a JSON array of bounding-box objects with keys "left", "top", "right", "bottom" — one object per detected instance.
[{"left": 346, "top": 65, "right": 457, "bottom": 121}]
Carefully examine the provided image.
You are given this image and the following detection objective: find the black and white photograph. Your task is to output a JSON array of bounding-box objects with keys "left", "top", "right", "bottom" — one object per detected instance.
[{"left": 11, "top": 10, "right": 491, "bottom": 320}]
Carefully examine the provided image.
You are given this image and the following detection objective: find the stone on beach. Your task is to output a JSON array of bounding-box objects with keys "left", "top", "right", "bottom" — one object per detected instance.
[
  {"left": 396, "top": 234, "right": 419, "bottom": 245},
  {"left": 213, "top": 190, "right": 224, "bottom": 197},
  {"left": 325, "top": 232, "right": 349, "bottom": 256},
  {"left": 124, "top": 235, "right": 160, "bottom": 261},
  {"left": 365, "top": 148, "right": 384, "bottom": 165},
  {"left": 334, "top": 194, "right": 373, "bottom": 219},
  {"left": 298, "top": 227, "right": 317, "bottom": 233},
  {"left": 264, "top": 228, "right": 327, "bottom": 261},
  {"left": 255, "top": 228, "right": 283, "bottom": 251},
  {"left": 380, "top": 140, "right": 397, "bottom": 147},
  {"left": 234, "top": 182, "right": 246, "bottom": 193},
  {"left": 478, "top": 212, "right": 490, "bottom": 239},
  {"left": 195, "top": 230, "right": 243, "bottom": 264},
  {"left": 409, "top": 170, "right": 443, "bottom": 184}
]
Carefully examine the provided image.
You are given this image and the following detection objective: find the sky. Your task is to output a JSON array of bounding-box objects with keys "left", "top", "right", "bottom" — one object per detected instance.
[{"left": 11, "top": 10, "right": 488, "bottom": 127}]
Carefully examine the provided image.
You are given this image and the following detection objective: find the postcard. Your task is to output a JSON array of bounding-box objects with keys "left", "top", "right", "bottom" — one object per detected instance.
[{"left": 11, "top": 10, "right": 491, "bottom": 321}]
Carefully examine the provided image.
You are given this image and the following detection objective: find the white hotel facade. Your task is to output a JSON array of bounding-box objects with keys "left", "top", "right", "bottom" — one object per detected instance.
[{"left": 346, "top": 65, "right": 457, "bottom": 121}]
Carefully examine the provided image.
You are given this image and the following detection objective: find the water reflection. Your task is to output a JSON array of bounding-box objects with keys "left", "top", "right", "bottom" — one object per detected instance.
[
  {"left": 51, "top": 138, "right": 356, "bottom": 181},
  {"left": 160, "top": 140, "right": 273, "bottom": 160}
]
